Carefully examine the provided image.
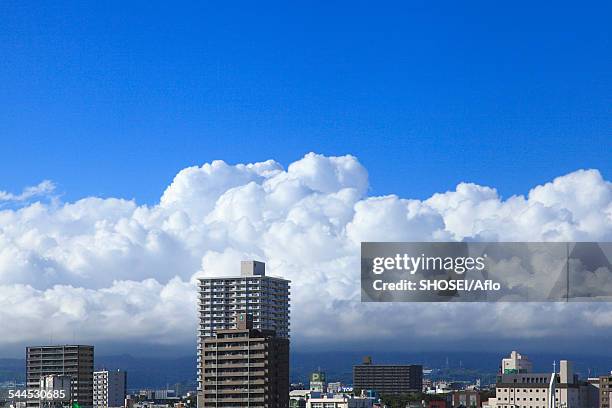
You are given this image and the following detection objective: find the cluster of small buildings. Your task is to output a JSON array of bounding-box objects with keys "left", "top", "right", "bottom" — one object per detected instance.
[
  {"left": 289, "top": 370, "right": 378, "bottom": 408},
  {"left": 483, "top": 351, "right": 602, "bottom": 408},
  {"left": 3, "top": 344, "right": 193, "bottom": 408},
  {"left": 4, "top": 344, "right": 128, "bottom": 408},
  {"left": 124, "top": 389, "right": 197, "bottom": 408},
  {"left": 288, "top": 357, "right": 426, "bottom": 408},
  {"left": 415, "top": 351, "right": 612, "bottom": 408},
  {"left": 282, "top": 351, "right": 612, "bottom": 408}
]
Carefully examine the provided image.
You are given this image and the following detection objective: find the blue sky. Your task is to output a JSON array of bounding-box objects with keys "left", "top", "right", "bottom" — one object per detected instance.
[
  {"left": 0, "top": 2, "right": 612, "bottom": 357},
  {"left": 1, "top": 1, "right": 610, "bottom": 204}
]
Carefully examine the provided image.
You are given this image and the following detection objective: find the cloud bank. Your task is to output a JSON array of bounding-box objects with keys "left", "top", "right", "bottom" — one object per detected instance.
[{"left": 1, "top": 153, "right": 611, "bottom": 354}]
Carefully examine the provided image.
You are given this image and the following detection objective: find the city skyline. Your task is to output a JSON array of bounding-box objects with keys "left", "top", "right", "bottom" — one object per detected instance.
[
  {"left": 5, "top": 346, "right": 611, "bottom": 408},
  {"left": 2, "top": 2, "right": 611, "bottom": 408}
]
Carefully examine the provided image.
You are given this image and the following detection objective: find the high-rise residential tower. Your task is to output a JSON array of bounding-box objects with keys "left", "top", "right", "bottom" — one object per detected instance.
[
  {"left": 199, "top": 313, "right": 290, "bottom": 408},
  {"left": 197, "top": 261, "right": 290, "bottom": 407},
  {"left": 26, "top": 345, "right": 94, "bottom": 408},
  {"left": 198, "top": 261, "right": 290, "bottom": 339}
]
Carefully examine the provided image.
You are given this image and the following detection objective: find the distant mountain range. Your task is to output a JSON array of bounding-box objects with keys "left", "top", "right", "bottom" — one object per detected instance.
[
  {"left": 0, "top": 355, "right": 197, "bottom": 390},
  {"left": 2, "top": 351, "right": 612, "bottom": 390},
  {"left": 289, "top": 351, "right": 612, "bottom": 385}
]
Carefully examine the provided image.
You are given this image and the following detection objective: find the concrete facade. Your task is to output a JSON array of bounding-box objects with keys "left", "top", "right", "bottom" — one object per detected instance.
[
  {"left": 599, "top": 375, "right": 612, "bottom": 408},
  {"left": 198, "top": 314, "right": 289, "bottom": 408},
  {"left": 502, "top": 351, "right": 533, "bottom": 374},
  {"left": 93, "top": 370, "right": 127, "bottom": 408},
  {"left": 26, "top": 345, "right": 94, "bottom": 408},
  {"left": 353, "top": 357, "right": 423, "bottom": 395},
  {"left": 452, "top": 390, "right": 481, "bottom": 408},
  {"left": 488, "top": 352, "right": 599, "bottom": 408},
  {"left": 305, "top": 395, "right": 374, "bottom": 408},
  {"left": 197, "top": 261, "right": 290, "bottom": 393}
]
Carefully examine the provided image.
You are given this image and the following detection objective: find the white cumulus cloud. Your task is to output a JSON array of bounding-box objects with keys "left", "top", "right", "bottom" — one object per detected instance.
[
  {"left": 0, "top": 153, "right": 611, "bottom": 354},
  {"left": 0, "top": 180, "right": 55, "bottom": 203}
]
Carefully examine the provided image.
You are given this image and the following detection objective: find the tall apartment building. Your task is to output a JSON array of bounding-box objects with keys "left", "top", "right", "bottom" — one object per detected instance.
[
  {"left": 599, "top": 374, "right": 612, "bottom": 408},
  {"left": 485, "top": 351, "right": 599, "bottom": 408},
  {"left": 199, "top": 313, "right": 290, "bottom": 408},
  {"left": 353, "top": 356, "right": 423, "bottom": 395},
  {"left": 26, "top": 345, "right": 94, "bottom": 408},
  {"left": 197, "top": 261, "right": 290, "bottom": 393},
  {"left": 198, "top": 261, "right": 290, "bottom": 338},
  {"left": 93, "top": 370, "right": 127, "bottom": 408}
]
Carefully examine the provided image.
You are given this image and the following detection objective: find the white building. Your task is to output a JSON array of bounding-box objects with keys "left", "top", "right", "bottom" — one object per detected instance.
[
  {"left": 39, "top": 374, "right": 71, "bottom": 408},
  {"left": 305, "top": 394, "right": 374, "bottom": 408},
  {"left": 327, "top": 382, "right": 343, "bottom": 394},
  {"left": 93, "top": 370, "right": 127, "bottom": 408},
  {"left": 486, "top": 352, "right": 598, "bottom": 408},
  {"left": 197, "top": 261, "right": 290, "bottom": 338},
  {"left": 502, "top": 351, "right": 533, "bottom": 374}
]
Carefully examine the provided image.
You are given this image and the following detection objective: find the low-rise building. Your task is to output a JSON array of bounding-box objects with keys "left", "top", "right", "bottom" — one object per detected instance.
[
  {"left": 290, "top": 390, "right": 311, "bottom": 408},
  {"left": 353, "top": 356, "right": 422, "bottom": 395},
  {"left": 327, "top": 383, "right": 343, "bottom": 394},
  {"left": 502, "top": 351, "right": 533, "bottom": 374},
  {"left": 452, "top": 390, "right": 481, "bottom": 408},
  {"left": 429, "top": 399, "right": 450, "bottom": 408},
  {"left": 305, "top": 394, "right": 374, "bottom": 408},
  {"left": 310, "top": 372, "right": 326, "bottom": 393}
]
